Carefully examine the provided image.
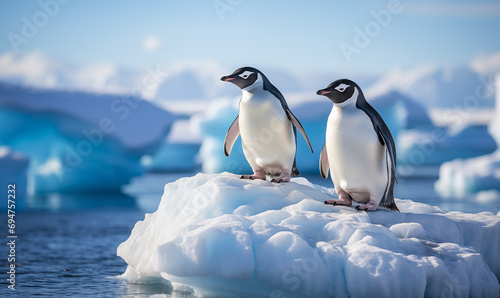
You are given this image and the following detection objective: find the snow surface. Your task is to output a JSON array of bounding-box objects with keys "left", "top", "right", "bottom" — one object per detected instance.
[
  {"left": 118, "top": 173, "right": 500, "bottom": 298},
  {"left": 0, "top": 147, "right": 28, "bottom": 210},
  {"left": 193, "top": 91, "right": 432, "bottom": 175},
  {"left": 0, "top": 83, "right": 179, "bottom": 193}
]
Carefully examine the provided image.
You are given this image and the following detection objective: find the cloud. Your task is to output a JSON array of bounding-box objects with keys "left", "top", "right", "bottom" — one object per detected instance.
[
  {"left": 68, "top": 63, "right": 117, "bottom": 91},
  {"left": 404, "top": 2, "right": 500, "bottom": 17},
  {"left": 0, "top": 51, "right": 130, "bottom": 94},
  {"left": 0, "top": 51, "right": 183, "bottom": 101},
  {"left": 0, "top": 51, "right": 56, "bottom": 88},
  {"left": 143, "top": 36, "right": 161, "bottom": 53},
  {"left": 471, "top": 52, "right": 500, "bottom": 75}
]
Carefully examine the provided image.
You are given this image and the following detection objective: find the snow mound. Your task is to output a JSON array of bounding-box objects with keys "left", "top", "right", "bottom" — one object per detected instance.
[
  {"left": 0, "top": 147, "right": 29, "bottom": 210},
  {"left": 118, "top": 173, "right": 500, "bottom": 297},
  {"left": 0, "top": 83, "right": 179, "bottom": 193}
]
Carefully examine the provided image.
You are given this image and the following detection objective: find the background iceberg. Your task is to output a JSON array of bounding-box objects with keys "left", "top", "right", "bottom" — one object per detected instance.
[
  {"left": 398, "top": 125, "right": 497, "bottom": 168},
  {"left": 0, "top": 146, "right": 28, "bottom": 210},
  {"left": 118, "top": 173, "right": 500, "bottom": 298},
  {"left": 435, "top": 74, "right": 500, "bottom": 198},
  {"left": 365, "top": 66, "right": 495, "bottom": 108},
  {"left": 435, "top": 151, "right": 500, "bottom": 199},
  {"left": 142, "top": 119, "right": 201, "bottom": 172},
  {"left": 0, "top": 83, "right": 179, "bottom": 194}
]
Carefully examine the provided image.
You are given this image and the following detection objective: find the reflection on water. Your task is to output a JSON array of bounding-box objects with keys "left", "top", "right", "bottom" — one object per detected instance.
[{"left": 28, "top": 192, "right": 138, "bottom": 211}]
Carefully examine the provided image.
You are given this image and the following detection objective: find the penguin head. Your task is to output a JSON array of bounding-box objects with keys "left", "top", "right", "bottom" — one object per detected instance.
[
  {"left": 316, "top": 79, "right": 358, "bottom": 104},
  {"left": 221, "top": 67, "right": 260, "bottom": 89}
]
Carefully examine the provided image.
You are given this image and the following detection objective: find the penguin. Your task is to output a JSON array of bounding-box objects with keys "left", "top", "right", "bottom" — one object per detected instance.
[
  {"left": 221, "top": 66, "right": 314, "bottom": 183},
  {"left": 316, "top": 79, "right": 399, "bottom": 212}
]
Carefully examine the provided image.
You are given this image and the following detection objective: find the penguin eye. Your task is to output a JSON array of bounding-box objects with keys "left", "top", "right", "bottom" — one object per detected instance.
[
  {"left": 335, "top": 83, "right": 350, "bottom": 93},
  {"left": 239, "top": 71, "right": 254, "bottom": 79}
]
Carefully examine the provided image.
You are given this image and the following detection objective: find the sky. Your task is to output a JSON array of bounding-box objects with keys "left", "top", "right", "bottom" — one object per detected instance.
[{"left": 0, "top": 0, "right": 499, "bottom": 90}]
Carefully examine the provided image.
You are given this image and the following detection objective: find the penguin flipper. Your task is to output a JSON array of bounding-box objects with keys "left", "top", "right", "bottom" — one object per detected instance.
[
  {"left": 376, "top": 128, "right": 397, "bottom": 183},
  {"left": 224, "top": 116, "right": 240, "bottom": 157},
  {"left": 379, "top": 147, "right": 400, "bottom": 211},
  {"left": 285, "top": 109, "right": 314, "bottom": 153},
  {"left": 319, "top": 142, "right": 329, "bottom": 179}
]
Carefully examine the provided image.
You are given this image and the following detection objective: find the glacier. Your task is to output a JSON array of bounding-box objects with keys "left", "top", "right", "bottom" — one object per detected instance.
[
  {"left": 118, "top": 173, "right": 500, "bottom": 298},
  {"left": 0, "top": 83, "right": 179, "bottom": 194}
]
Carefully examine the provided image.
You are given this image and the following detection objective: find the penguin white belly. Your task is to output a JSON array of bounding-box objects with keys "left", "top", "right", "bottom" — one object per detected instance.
[
  {"left": 239, "top": 92, "right": 295, "bottom": 175},
  {"left": 326, "top": 106, "right": 388, "bottom": 203}
]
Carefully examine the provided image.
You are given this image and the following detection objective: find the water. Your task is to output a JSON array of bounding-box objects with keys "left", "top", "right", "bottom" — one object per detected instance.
[{"left": 1, "top": 171, "right": 499, "bottom": 297}]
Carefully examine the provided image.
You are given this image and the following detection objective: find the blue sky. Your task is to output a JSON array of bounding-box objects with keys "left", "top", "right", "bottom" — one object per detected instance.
[{"left": 1, "top": 0, "right": 500, "bottom": 77}]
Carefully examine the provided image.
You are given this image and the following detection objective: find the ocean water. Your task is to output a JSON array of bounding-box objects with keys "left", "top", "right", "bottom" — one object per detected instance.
[{"left": 1, "top": 171, "right": 499, "bottom": 297}]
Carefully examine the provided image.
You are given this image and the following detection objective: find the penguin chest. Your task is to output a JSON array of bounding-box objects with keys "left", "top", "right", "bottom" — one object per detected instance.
[
  {"left": 238, "top": 95, "right": 295, "bottom": 172},
  {"left": 326, "top": 107, "right": 387, "bottom": 199}
]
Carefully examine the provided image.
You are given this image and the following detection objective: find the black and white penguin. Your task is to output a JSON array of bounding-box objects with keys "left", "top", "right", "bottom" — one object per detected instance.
[
  {"left": 317, "top": 79, "right": 399, "bottom": 211},
  {"left": 221, "top": 67, "right": 313, "bottom": 183}
]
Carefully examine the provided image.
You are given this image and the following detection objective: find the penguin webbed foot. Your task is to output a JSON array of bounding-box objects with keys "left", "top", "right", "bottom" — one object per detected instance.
[
  {"left": 354, "top": 199, "right": 378, "bottom": 212},
  {"left": 240, "top": 170, "right": 266, "bottom": 181},
  {"left": 240, "top": 174, "right": 266, "bottom": 180},
  {"left": 271, "top": 170, "right": 291, "bottom": 183},
  {"left": 325, "top": 189, "right": 352, "bottom": 207},
  {"left": 324, "top": 199, "right": 352, "bottom": 207},
  {"left": 271, "top": 176, "right": 291, "bottom": 183},
  {"left": 354, "top": 205, "right": 370, "bottom": 212}
]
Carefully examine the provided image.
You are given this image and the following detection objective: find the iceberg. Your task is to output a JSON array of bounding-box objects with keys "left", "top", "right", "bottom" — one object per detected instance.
[
  {"left": 365, "top": 65, "right": 495, "bottom": 108},
  {"left": 398, "top": 125, "right": 497, "bottom": 169},
  {"left": 142, "top": 120, "right": 201, "bottom": 172},
  {"left": 490, "top": 74, "right": 500, "bottom": 145},
  {"left": 435, "top": 74, "right": 500, "bottom": 198},
  {"left": 193, "top": 91, "right": 432, "bottom": 175},
  {"left": 118, "top": 173, "right": 500, "bottom": 298},
  {"left": 435, "top": 151, "right": 500, "bottom": 198},
  {"left": 0, "top": 147, "right": 29, "bottom": 210},
  {"left": 0, "top": 83, "right": 179, "bottom": 194}
]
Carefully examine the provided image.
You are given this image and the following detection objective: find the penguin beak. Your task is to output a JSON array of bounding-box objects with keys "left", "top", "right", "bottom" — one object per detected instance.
[
  {"left": 221, "top": 76, "right": 235, "bottom": 82},
  {"left": 316, "top": 90, "right": 331, "bottom": 96}
]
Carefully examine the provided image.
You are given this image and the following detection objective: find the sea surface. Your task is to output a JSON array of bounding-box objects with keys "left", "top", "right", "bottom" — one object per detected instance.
[{"left": 1, "top": 171, "right": 499, "bottom": 297}]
